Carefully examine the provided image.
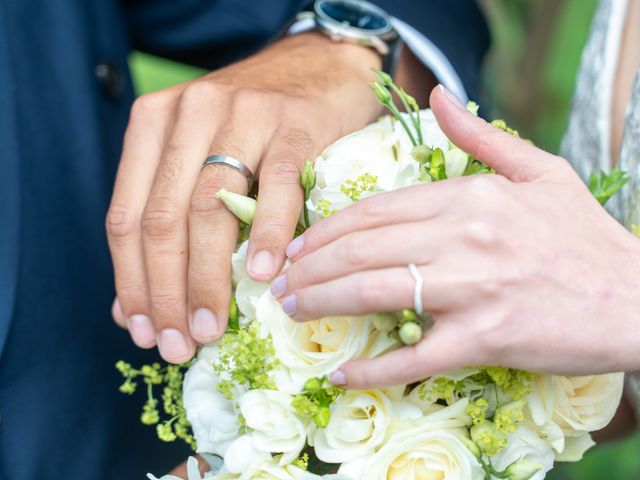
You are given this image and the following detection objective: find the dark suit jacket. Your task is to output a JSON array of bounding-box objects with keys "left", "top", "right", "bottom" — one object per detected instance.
[{"left": 0, "top": 1, "right": 489, "bottom": 478}]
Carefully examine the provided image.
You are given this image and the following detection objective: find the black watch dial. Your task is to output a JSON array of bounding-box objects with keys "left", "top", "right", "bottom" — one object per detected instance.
[{"left": 315, "top": 0, "right": 391, "bottom": 33}]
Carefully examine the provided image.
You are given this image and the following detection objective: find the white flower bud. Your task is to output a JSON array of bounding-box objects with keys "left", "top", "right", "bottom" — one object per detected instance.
[
  {"left": 505, "top": 458, "right": 542, "bottom": 480},
  {"left": 215, "top": 188, "right": 256, "bottom": 225}
]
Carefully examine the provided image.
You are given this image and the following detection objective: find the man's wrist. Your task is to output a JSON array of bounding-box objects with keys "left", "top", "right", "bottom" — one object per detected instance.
[{"left": 277, "top": 32, "right": 381, "bottom": 75}]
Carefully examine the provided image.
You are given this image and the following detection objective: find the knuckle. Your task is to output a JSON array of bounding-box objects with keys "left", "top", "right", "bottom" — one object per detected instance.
[
  {"left": 116, "top": 283, "right": 147, "bottom": 306},
  {"left": 179, "top": 81, "right": 218, "bottom": 109},
  {"left": 472, "top": 129, "right": 503, "bottom": 160},
  {"left": 189, "top": 269, "right": 225, "bottom": 294},
  {"left": 342, "top": 235, "right": 369, "bottom": 268},
  {"left": 356, "top": 276, "right": 385, "bottom": 308},
  {"left": 358, "top": 196, "right": 387, "bottom": 224},
  {"left": 277, "top": 127, "right": 316, "bottom": 155},
  {"left": 466, "top": 175, "right": 495, "bottom": 199},
  {"left": 261, "top": 158, "right": 304, "bottom": 186},
  {"left": 130, "top": 92, "right": 168, "bottom": 120},
  {"left": 230, "top": 87, "right": 272, "bottom": 112},
  {"left": 149, "top": 292, "right": 183, "bottom": 314},
  {"left": 189, "top": 188, "right": 227, "bottom": 218},
  {"left": 464, "top": 219, "right": 498, "bottom": 247},
  {"left": 106, "top": 204, "right": 139, "bottom": 240},
  {"left": 142, "top": 199, "right": 181, "bottom": 239},
  {"left": 253, "top": 215, "right": 291, "bottom": 250}
]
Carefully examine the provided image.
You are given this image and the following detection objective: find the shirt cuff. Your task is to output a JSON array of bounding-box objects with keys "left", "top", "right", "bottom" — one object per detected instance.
[{"left": 392, "top": 17, "right": 469, "bottom": 105}]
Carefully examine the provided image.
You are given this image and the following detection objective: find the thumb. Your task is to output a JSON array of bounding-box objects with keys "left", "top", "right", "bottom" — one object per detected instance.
[
  {"left": 329, "top": 322, "right": 479, "bottom": 389},
  {"left": 429, "top": 85, "right": 561, "bottom": 182}
]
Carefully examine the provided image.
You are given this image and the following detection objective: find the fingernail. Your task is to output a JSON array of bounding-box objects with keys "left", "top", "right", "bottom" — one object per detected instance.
[
  {"left": 281, "top": 294, "right": 297, "bottom": 316},
  {"left": 286, "top": 236, "right": 304, "bottom": 258},
  {"left": 191, "top": 308, "right": 218, "bottom": 341},
  {"left": 158, "top": 328, "right": 191, "bottom": 362},
  {"left": 329, "top": 370, "right": 347, "bottom": 386},
  {"left": 129, "top": 314, "right": 156, "bottom": 347},
  {"left": 250, "top": 250, "right": 275, "bottom": 278},
  {"left": 270, "top": 275, "right": 287, "bottom": 298},
  {"left": 438, "top": 84, "right": 464, "bottom": 109}
]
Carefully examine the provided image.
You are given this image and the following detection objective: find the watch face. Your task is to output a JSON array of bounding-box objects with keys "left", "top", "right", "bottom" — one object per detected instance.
[{"left": 316, "top": 0, "right": 391, "bottom": 33}]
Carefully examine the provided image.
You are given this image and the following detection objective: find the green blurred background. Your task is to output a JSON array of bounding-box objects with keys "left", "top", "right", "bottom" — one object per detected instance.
[{"left": 128, "top": 1, "right": 640, "bottom": 478}]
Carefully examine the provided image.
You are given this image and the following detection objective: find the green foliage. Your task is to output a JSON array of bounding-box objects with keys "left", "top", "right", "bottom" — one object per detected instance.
[
  {"left": 340, "top": 173, "right": 378, "bottom": 202},
  {"left": 213, "top": 323, "right": 279, "bottom": 399},
  {"left": 116, "top": 360, "right": 195, "bottom": 449},
  {"left": 588, "top": 167, "right": 630, "bottom": 205}
]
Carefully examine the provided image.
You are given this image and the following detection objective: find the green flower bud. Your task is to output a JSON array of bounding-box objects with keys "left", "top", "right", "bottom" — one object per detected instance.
[
  {"left": 399, "top": 322, "right": 423, "bottom": 345},
  {"left": 400, "top": 308, "right": 419, "bottom": 323},
  {"left": 458, "top": 435, "right": 482, "bottom": 459},
  {"left": 304, "top": 377, "right": 323, "bottom": 393},
  {"left": 300, "top": 161, "right": 316, "bottom": 193},
  {"left": 313, "top": 405, "right": 331, "bottom": 428},
  {"left": 505, "top": 458, "right": 542, "bottom": 480},
  {"left": 429, "top": 147, "right": 447, "bottom": 180},
  {"left": 371, "top": 81, "right": 392, "bottom": 105},
  {"left": 411, "top": 144, "right": 433, "bottom": 164},
  {"left": 470, "top": 420, "right": 507, "bottom": 457},
  {"left": 228, "top": 295, "right": 239, "bottom": 331},
  {"left": 215, "top": 188, "right": 257, "bottom": 225},
  {"left": 374, "top": 69, "right": 393, "bottom": 86}
]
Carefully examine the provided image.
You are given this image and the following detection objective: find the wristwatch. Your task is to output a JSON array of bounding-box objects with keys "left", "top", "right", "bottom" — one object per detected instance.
[{"left": 286, "top": 0, "right": 402, "bottom": 77}]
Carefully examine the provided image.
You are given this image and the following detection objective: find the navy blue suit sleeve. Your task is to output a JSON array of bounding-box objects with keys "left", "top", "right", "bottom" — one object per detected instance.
[
  {"left": 375, "top": 0, "right": 490, "bottom": 100},
  {"left": 122, "top": 0, "right": 310, "bottom": 70},
  {"left": 123, "top": 0, "right": 489, "bottom": 96}
]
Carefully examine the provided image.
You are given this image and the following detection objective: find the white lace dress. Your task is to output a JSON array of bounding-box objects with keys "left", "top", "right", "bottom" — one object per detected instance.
[{"left": 560, "top": 0, "right": 640, "bottom": 420}]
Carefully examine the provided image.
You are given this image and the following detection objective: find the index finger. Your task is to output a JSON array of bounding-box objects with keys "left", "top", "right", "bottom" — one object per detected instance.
[{"left": 286, "top": 179, "right": 460, "bottom": 260}]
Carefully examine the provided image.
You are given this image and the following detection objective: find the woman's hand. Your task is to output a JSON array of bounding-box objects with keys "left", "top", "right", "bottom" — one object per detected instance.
[
  {"left": 106, "top": 33, "right": 384, "bottom": 363},
  {"left": 272, "top": 86, "right": 640, "bottom": 389}
]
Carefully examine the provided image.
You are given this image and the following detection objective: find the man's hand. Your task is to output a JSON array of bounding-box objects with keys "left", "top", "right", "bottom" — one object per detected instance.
[
  {"left": 107, "top": 33, "right": 384, "bottom": 362},
  {"left": 273, "top": 85, "right": 640, "bottom": 388}
]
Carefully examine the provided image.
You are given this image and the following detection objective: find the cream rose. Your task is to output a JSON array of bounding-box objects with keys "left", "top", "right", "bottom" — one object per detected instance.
[
  {"left": 239, "top": 389, "right": 308, "bottom": 465},
  {"left": 311, "top": 387, "right": 421, "bottom": 464},
  {"left": 490, "top": 426, "right": 554, "bottom": 480},
  {"left": 339, "top": 400, "right": 484, "bottom": 480},
  {"left": 255, "top": 291, "right": 378, "bottom": 391},
  {"left": 526, "top": 373, "right": 624, "bottom": 459}
]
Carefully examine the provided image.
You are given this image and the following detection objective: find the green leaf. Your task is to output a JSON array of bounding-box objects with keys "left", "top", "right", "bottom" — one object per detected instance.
[
  {"left": 588, "top": 167, "right": 629, "bottom": 205},
  {"left": 429, "top": 148, "right": 447, "bottom": 181}
]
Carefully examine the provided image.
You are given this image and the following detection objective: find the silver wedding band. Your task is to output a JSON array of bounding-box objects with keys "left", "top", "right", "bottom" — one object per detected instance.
[
  {"left": 203, "top": 155, "right": 254, "bottom": 189},
  {"left": 408, "top": 263, "right": 424, "bottom": 315}
]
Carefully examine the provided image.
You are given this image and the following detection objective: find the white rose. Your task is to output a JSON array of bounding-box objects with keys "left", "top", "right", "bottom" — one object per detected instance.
[
  {"left": 490, "top": 426, "right": 555, "bottom": 480},
  {"left": 239, "top": 457, "right": 352, "bottom": 480},
  {"left": 339, "top": 400, "right": 484, "bottom": 480},
  {"left": 182, "top": 345, "right": 241, "bottom": 456},
  {"left": 311, "top": 388, "right": 422, "bottom": 463},
  {"left": 239, "top": 389, "right": 308, "bottom": 465},
  {"left": 526, "top": 373, "right": 624, "bottom": 459},
  {"left": 308, "top": 118, "right": 420, "bottom": 220},
  {"left": 255, "top": 291, "right": 378, "bottom": 391}
]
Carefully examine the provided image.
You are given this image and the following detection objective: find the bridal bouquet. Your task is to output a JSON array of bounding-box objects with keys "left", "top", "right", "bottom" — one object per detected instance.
[{"left": 118, "top": 72, "right": 629, "bottom": 480}]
